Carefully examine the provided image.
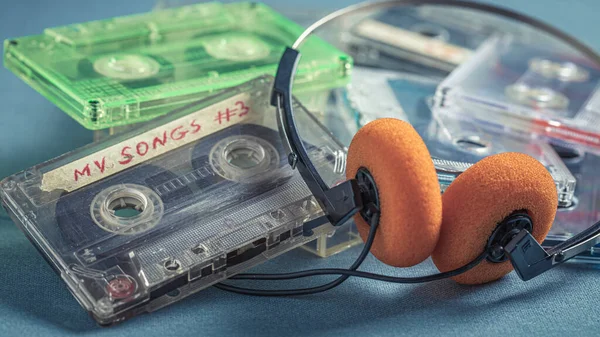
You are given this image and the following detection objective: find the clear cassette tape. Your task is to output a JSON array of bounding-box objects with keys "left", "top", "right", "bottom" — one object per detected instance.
[
  {"left": 340, "top": 6, "right": 518, "bottom": 76},
  {"left": 0, "top": 76, "right": 347, "bottom": 325},
  {"left": 338, "top": 66, "right": 576, "bottom": 205},
  {"left": 4, "top": 2, "right": 352, "bottom": 130},
  {"left": 435, "top": 35, "right": 600, "bottom": 154}
]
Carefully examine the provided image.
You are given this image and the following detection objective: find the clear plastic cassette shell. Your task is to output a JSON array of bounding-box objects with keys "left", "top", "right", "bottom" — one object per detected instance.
[
  {"left": 339, "top": 6, "right": 530, "bottom": 76},
  {"left": 434, "top": 35, "right": 600, "bottom": 154},
  {"left": 0, "top": 76, "right": 347, "bottom": 325},
  {"left": 337, "top": 66, "right": 576, "bottom": 205},
  {"left": 4, "top": 2, "right": 352, "bottom": 130}
]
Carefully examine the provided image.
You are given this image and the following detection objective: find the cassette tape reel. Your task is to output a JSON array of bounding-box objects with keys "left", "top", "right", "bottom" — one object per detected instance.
[
  {"left": 4, "top": 2, "right": 352, "bottom": 129},
  {"left": 0, "top": 76, "right": 347, "bottom": 325}
]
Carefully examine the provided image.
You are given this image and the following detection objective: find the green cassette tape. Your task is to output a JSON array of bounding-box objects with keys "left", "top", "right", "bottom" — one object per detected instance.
[{"left": 4, "top": 2, "right": 352, "bottom": 130}]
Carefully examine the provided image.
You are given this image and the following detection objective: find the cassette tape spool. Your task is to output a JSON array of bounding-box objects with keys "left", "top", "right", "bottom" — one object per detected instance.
[
  {"left": 4, "top": 2, "right": 352, "bottom": 130},
  {"left": 338, "top": 66, "right": 576, "bottom": 205},
  {"left": 0, "top": 76, "right": 347, "bottom": 325},
  {"left": 434, "top": 35, "right": 600, "bottom": 154}
]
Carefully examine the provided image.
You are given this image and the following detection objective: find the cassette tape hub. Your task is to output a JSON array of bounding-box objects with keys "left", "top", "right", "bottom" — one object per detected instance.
[
  {"left": 0, "top": 76, "right": 347, "bottom": 325},
  {"left": 4, "top": 2, "right": 352, "bottom": 130},
  {"left": 434, "top": 35, "right": 600, "bottom": 154}
]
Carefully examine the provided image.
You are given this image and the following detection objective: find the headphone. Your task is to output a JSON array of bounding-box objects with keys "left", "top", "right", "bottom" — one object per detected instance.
[{"left": 214, "top": 0, "right": 600, "bottom": 295}]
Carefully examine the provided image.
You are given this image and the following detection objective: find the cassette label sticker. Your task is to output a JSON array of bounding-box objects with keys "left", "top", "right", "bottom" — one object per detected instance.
[
  {"left": 354, "top": 19, "right": 473, "bottom": 66},
  {"left": 41, "top": 93, "right": 251, "bottom": 192}
]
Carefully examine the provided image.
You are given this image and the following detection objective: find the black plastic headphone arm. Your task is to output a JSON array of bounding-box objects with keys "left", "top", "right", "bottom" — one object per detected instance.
[
  {"left": 271, "top": 48, "right": 363, "bottom": 226},
  {"left": 506, "top": 221, "right": 600, "bottom": 281}
]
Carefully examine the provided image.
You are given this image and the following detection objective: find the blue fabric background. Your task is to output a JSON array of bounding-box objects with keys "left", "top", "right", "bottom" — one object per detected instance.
[{"left": 1, "top": 1, "right": 600, "bottom": 336}]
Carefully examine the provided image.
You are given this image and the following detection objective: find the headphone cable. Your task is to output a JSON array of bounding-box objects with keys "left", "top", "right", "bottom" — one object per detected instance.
[{"left": 214, "top": 218, "right": 488, "bottom": 296}]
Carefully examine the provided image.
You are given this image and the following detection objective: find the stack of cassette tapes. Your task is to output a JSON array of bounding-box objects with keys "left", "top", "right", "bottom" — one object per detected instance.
[
  {"left": 0, "top": 76, "right": 349, "bottom": 324},
  {"left": 429, "top": 34, "right": 600, "bottom": 261},
  {"left": 337, "top": 66, "right": 577, "bottom": 206},
  {"left": 429, "top": 109, "right": 577, "bottom": 205},
  {"left": 4, "top": 2, "right": 352, "bottom": 130},
  {"left": 433, "top": 35, "right": 600, "bottom": 154},
  {"left": 338, "top": 63, "right": 600, "bottom": 262},
  {"left": 4, "top": 1, "right": 357, "bottom": 260}
]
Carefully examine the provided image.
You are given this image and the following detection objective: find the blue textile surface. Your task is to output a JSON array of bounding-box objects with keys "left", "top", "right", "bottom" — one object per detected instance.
[{"left": 1, "top": 1, "right": 600, "bottom": 336}]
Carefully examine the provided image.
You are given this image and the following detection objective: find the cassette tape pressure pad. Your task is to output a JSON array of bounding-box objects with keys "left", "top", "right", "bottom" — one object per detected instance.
[
  {"left": 4, "top": 2, "right": 352, "bottom": 130},
  {"left": 0, "top": 76, "right": 347, "bottom": 325}
]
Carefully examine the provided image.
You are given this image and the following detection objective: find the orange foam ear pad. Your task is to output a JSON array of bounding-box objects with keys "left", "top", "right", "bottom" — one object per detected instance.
[
  {"left": 346, "top": 118, "right": 442, "bottom": 267},
  {"left": 431, "top": 152, "right": 557, "bottom": 285}
]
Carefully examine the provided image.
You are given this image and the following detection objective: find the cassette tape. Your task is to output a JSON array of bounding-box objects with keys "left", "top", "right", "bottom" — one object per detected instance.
[
  {"left": 338, "top": 66, "right": 576, "bottom": 204},
  {"left": 434, "top": 35, "right": 600, "bottom": 154},
  {"left": 341, "top": 6, "right": 501, "bottom": 76},
  {"left": 4, "top": 2, "right": 352, "bottom": 130},
  {"left": 0, "top": 76, "right": 346, "bottom": 325}
]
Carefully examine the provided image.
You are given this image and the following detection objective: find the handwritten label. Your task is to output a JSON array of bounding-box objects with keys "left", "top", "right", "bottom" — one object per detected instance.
[
  {"left": 355, "top": 19, "right": 472, "bottom": 66},
  {"left": 41, "top": 93, "right": 252, "bottom": 192}
]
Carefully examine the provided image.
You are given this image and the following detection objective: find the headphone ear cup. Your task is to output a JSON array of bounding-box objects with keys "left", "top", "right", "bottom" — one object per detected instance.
[
  {"left": 431, "top": 152, "right": 557, "bottom": 285},
  {"left": 346, "top": 118, "right": 442, "bottom": 267}
]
